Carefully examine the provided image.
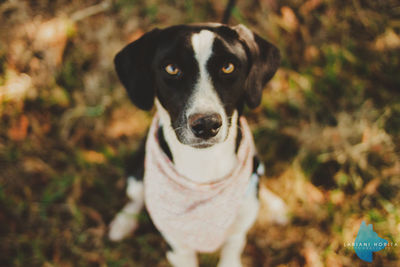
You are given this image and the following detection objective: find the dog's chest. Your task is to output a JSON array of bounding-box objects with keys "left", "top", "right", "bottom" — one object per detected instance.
[
  {"left": 143, "top": 115, "right": 256, "bottom": 252},
  {"left": 171, "top": 139, "right": 238, "bottom": 183}
]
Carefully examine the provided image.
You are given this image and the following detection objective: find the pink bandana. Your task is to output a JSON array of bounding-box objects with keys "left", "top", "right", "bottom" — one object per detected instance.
[{"left": 144, "top": 115, "right": 256, "bottom": 252}]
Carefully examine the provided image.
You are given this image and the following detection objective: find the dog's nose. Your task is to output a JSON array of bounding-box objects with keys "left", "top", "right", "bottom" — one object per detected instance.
[{"left": 188, "top": 113, "right": 222, "bottom": 139}]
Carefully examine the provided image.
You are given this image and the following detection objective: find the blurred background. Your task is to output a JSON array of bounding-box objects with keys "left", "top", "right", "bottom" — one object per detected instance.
[{"left": 0, "top": 0, "right": 399, "bottom": 266}]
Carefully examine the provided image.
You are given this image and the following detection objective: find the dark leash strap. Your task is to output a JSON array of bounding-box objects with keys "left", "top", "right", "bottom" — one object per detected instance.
[{"left": 222, "top": 0, "right": 237, "bottom": 24}]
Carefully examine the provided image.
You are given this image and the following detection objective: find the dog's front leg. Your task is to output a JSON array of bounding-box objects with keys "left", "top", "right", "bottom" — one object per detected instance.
[
  {"left": 166, "top": 243, "right": 198, "bottom": 267},
  {"left": 218, "top": 177, "right": 260, "bottom": 267},
  {"left": 218, "top": 232, "right": 248, "bottom": 267},
  {"left": 109, "top": 177, "right": 144, "bottom": 241}
]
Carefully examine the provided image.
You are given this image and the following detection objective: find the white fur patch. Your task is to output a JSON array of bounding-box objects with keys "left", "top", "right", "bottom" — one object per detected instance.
[
  {"left": 126, "top": 176, "right": 144, "bottom": 201},
  {"left": 259, "top": 186, "right": 288, "bottom": 225},
  {"left": 166, "top": 249, "right": 198, "bottom": 267},
  {"left": 191, "top": 30, "right": 215, "bottom": 67},
  {"left": 108, "top": 177, "right": 144, "bottom": 241}
]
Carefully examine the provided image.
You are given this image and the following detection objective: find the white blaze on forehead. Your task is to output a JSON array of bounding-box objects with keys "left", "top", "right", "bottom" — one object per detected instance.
[
  {"left": 191, "top": 30, "right": 215, "bottom": 67},
  {"left": 189, "top": 30, "right": 225, "bottom": 120}
]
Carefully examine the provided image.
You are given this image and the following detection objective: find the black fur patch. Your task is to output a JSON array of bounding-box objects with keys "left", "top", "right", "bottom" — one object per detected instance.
[{"left": 158, "top": 126, "right": 173, "bottom": 162}]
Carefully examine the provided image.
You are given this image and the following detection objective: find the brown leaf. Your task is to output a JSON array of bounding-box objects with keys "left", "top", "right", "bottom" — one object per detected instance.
[
  {"left": 106, "top": 107, "right": 149, "bottom": 138},
  {"left": 300, "top": 0, "right": 323, "bottom": 15},
  {"left": 305, "top": 182, "right": 325, "bottom": 204},
  {"left": 330, "top": 190, "right": 345, "bottom": 206},
  {"left": 23, "top": 157, "right": 49, "bottom": 173},
  {"left": 363, "top": 178, "right": 381, "bottom": 195},
  {"left": 373, "top": 28, "right": 400, "bottom": 51},
  {"left": 280, "top": 6, "right": 299, "bottom": 32},
  {"left": 82, "top": 150, "right": 106, "bottom": 164},
  {"left": 8, "top": 115, "right": 29, "bottom": 141},
  {"left": 303, "top": 242, "right": 323, "bottom": 267},
  {"left": 326, "top": 253, "right": 343, "bottom": 267},
  {"left": 382, "top": 161, "right": 400, "bottom": 177},
  {"left": 304, "top": 45, "right": 320, "bottom": 62},
  {"left": 128, "top": 29, "right": 145, "bottom": 43},
  {"left": 0, "top": 72, "right": 34, "bottom": 101},
  {"left": 34, "top": 18, "right": 69, "bottom": 67}
]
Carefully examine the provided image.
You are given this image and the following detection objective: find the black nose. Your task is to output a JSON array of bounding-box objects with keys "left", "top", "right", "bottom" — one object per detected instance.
[{"left": 188, "top": 113, "right": 222, "bottom": 139}]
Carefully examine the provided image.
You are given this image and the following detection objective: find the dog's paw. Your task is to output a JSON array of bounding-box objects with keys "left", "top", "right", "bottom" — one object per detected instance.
[
  {"left": 260, "top": 187, "right": 289, "bottom": 225},
  {"left": 108, "top": 212, "right": 138, "bottom": 241},
  {"left": 166, "top": 250, "right": 198, "bottom": 267},
  {"left": 217, "top": 258, "right": 242, "bottom": 267}
]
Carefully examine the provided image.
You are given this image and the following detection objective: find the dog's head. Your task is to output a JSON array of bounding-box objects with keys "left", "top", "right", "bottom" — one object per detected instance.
[{"left": 115, "top": 23, "right": 280, "bottom": 148}]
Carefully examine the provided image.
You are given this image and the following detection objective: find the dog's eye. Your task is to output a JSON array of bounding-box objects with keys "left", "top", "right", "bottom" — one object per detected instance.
[
  {"left": 221, "top": 63, "right": 235, "bottom": 74},
  {"left": 165, "top": 64, "right": 181, "bottom": 76}
]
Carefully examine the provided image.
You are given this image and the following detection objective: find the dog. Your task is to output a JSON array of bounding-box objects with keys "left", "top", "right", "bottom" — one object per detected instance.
[{"left": 108, "top": 23, "right": 288, "bottom": 267}]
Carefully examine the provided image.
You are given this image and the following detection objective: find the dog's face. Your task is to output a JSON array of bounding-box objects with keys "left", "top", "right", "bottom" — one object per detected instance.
[{"left": 115, "top": 24, "right": 280, "bottom": 148}]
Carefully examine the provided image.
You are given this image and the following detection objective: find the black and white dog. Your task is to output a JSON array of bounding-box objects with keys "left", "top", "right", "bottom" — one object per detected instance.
[{"left": 109, "top": 23, "right": 287, "bottom": 267}]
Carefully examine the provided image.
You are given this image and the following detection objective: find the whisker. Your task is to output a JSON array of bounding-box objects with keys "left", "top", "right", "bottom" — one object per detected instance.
[{"left": 172, "top": 125, "right": 186, "bottom": 131}]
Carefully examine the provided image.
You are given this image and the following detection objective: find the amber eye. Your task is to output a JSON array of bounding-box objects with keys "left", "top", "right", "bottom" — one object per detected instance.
[
  {"left": 165, "top": 64, "right": 181, "bottom": 76},
  {"left": 221, "top": 62, "right": 235, "bottom": 74}
]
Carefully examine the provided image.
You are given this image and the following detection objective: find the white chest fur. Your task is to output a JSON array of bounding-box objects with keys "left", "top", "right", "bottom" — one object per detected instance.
[{"left": 167, "top": 121, "right": 238, "bottom": 183}]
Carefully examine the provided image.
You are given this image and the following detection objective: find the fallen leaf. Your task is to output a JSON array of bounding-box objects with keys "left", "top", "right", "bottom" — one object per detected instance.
[
  {"left": 0, "top": 71, "right": 34, "bottom": 101},
  {"left": 280, "top": 6, "right": 299, "bottom": 32},
  {"left": 82, "top": 150, "right": 106, "bottom": 164},
  {"left": 326, "top": 253, "right": 343, "bottom": 267},
  {"left": 106, "top": 107, "right": 149, "bottom": 138},
  {"left": 34, "top": 17, "right": 69, "bottom": 67},
  {"left": 23, "top": 157, "right": 49, "bottom": 173},
  {"left": 363, "top": 178, "right": 381, "bottom": 195},
  {"left": 8, "top": 115, "right": 29, "bottom": 141},
  {"left": 373, "top": 28, "right": 400, "bottom": 51},
  {"left": 300, "top": 0, "right": 322, "bottom": 15},
  {"left": 303, "top": 242, "right": 323, "bottom": 267},
  {"left": 305, "top": 182, "right": 325, "bottom": 204},
  {"left": 330, "top": 190, "right": 345, "bottom": 205},
  {"left": 304, "top": 45, "right": 320, "bottom": 62},
  {"left": 128, "top": 28, "right": 145, "bottom": 43}
]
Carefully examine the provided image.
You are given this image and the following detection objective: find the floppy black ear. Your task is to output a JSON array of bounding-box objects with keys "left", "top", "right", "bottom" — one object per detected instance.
[
  {"left": 114, "top": 28, "right": 160, "bottom": 110},
  {"left": 233, "top": 24, "right": 280, "bottom": 109}
]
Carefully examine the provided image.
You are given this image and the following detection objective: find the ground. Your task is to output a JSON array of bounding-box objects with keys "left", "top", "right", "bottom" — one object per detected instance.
[{"left": 0, "top": 0, "right": 399, "bottom": 266}]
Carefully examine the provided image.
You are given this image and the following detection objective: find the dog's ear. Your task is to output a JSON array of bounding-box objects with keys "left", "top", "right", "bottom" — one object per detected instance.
[
  {"left": 233, "top": 24, "right": 280, "bottom": 109},
  {"left": 114, "top": 28, "right": 160, "bottom": 110}
]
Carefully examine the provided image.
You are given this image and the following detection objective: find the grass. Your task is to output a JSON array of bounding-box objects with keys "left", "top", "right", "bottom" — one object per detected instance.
[{"left": 1, "top": 0, "right": 399, "bottom": 266}]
